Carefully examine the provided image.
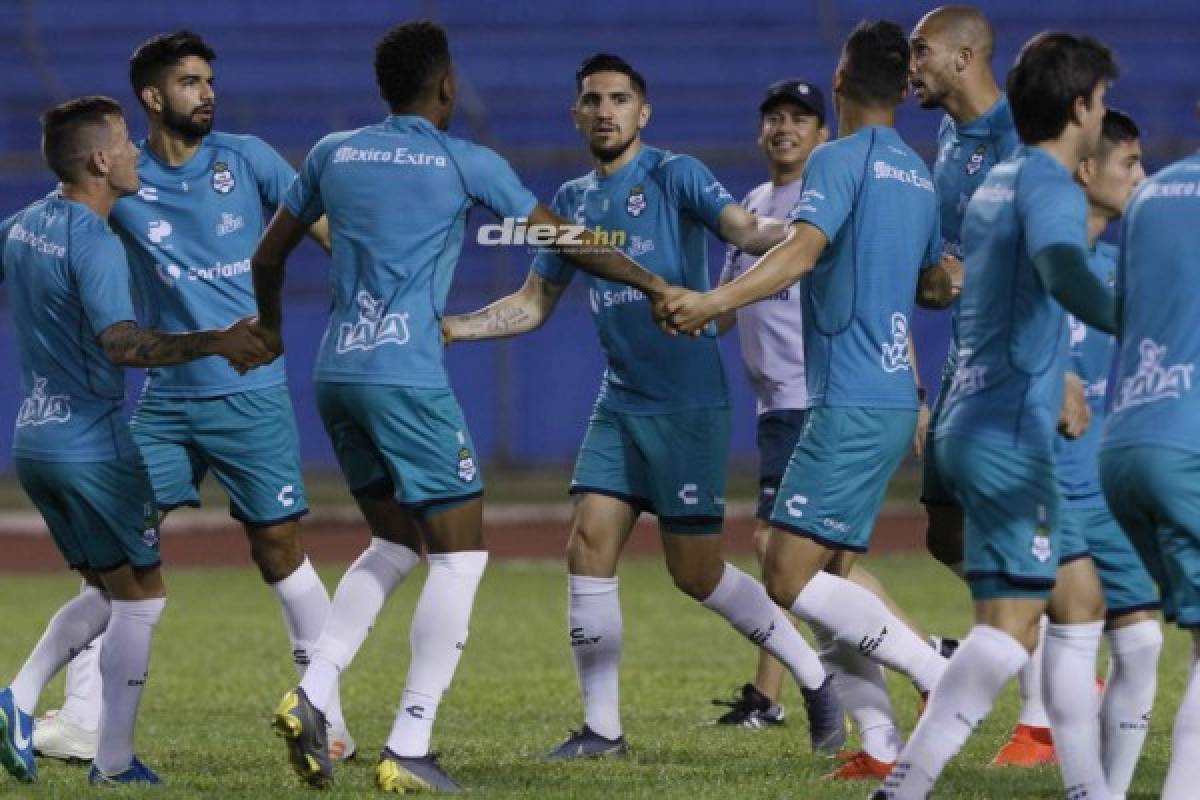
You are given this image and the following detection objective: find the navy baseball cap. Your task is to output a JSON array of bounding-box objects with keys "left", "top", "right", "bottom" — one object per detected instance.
[{"left": 760, "top": 79, "right": 826, "bottom": 124}]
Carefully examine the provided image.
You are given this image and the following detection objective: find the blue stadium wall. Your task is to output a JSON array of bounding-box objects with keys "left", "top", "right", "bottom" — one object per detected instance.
[{"left": 0, "top": 0, "right": 1197, "bottom": 471}]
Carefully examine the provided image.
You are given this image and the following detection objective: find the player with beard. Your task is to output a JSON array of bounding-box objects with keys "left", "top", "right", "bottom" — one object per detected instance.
[
  {"left": 31, "top": 30, "right": 356, "bottom": 764},
  {"left": 443, "top": 53, "right": 851, "bottom": 760}
]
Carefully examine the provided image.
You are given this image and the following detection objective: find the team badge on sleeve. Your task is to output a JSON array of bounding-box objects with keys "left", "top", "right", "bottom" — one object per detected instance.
[
  {"left": 211, "top": 161, "right": 235, "bottom": 194},
  {"left": 456, "top": 447, "right": 477, "bottom": 482},
  {"left": 626, "top": 184, "right": 647, "bottom": 217},
  {"left": 965, "top": 145, "right": 987, "bottom": 175}
]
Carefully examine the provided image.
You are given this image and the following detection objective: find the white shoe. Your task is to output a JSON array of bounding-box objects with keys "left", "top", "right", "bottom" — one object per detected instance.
[
  {"left": 329, "top": 727, "right": 356, "bottom": 763},
  {"left": 33, "top": 709, "right": 98, "bottom": 761}
]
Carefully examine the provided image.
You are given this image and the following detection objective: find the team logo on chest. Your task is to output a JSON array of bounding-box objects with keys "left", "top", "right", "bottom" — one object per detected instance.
[
  {"left": 626, "top": 184, "right": 647, "bottom": 217},
  {"left": 211, "top": 161, "right": 235, "bottom": 194},
  {"left": 965, "top": 144, "right": 987, "bottom": 175}
]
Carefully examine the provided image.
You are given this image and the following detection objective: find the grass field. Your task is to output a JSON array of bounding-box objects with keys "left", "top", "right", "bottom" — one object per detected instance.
[{"left": 0, "top": 552, "right": 1187, "bottom": 798}]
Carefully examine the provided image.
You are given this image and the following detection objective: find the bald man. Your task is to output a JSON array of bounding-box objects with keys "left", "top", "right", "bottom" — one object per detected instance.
[{"left": 909, "top": 6, "right": 1065, "bottom": 769}]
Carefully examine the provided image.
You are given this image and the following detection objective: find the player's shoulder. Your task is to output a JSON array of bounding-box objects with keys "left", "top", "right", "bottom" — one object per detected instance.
[
  {"left": 305, "top": 127, "right": 372, "bottom": 163},
  {"left": 204, "top": 131, "right": 282, "bottom": 162}
]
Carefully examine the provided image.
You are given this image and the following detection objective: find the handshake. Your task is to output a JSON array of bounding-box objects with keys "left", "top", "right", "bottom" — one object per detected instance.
[
  {"left": 650, "top": 285, "right": 726, "bottom": 337},
  {"left": 213, "top": 317, "right": 284, "bottom": 375}
]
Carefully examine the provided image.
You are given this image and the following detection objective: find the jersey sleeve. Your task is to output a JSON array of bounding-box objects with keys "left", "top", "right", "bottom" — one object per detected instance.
[
  {"left": 1019, "top": 169, "right": 1088, "bottom": 260},
  {"left": 241, "top": 135, "right": 298, "bottom": 211},
  {"left": 659, "top": 154, "right": 736, "bottom": 233},
  {"left": 72, "top": 231, "right": 136, "bottom": 336},
  {"left": 456, "top": 142, "right": 538, "bottom": 220},
  {"left": 788, "top": 142, "right": 858, "bottom": 242},
  {"left": 284, "top": 134, "right": 342, "bottom": 225},
  {"left": 531, "top": 185, "right": 576, "bottom": 287}
]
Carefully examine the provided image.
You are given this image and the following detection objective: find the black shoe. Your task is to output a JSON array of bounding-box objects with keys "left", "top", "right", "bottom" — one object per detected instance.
[
  {"left": 801, "top": 674, "right": 846, "bottom": 756},
  {"left": 272, "top": 687, "right": 333, "bottom": 788},
  {"left": 376, "top": 749, "right": 460, "bottom": 794},
  {"left": 544, "top": 725, "right": 629, "bottom": 760},
  {"left": 711, "top": 683, "right": 786, "bottom": 728}
]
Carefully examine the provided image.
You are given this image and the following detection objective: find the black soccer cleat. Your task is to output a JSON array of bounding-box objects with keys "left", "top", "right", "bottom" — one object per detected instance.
[
  {"left": 273, "top": 687, "right": 333, "bottom": 788},
  {"left": 801, "top": 673, "right": 847, "bottom": 756},
  {"left": 376, "top": 749, "right": 461, "bottom": 794},
  {"left": 544, "top": 725, "right": 629, "bottom": 760},
  {"left": 710, "top": 683, "right": 786, "bottom": 728}
]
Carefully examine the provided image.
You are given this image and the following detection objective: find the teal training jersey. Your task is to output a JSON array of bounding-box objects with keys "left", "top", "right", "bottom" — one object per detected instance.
[
  {"left": 789, "top": 126, "right": 940, "bottom": 409},
  {"left": 1056, "top": 242, "right": 1117, "bottom": 506},
  {"left": 1103, "top": 152, "right": 1200, "bottom": 454},
  {"left": 533, "top": 146, "right": 735, "bottom": 413},
  {"left": 932, "top": 96, "right": 1020, "bottom": 371},
  {"left": 285, "top": 115, "right": 538, "bottom": 387},
  {"left": 939, "top": 146, "right": 1090, "bottom": 452},
  {"left": 0, "top": 193, "right": 138, "bottom": 462},
  {"left": 111, "top": 133, "right": 294, "bottom": 398}
]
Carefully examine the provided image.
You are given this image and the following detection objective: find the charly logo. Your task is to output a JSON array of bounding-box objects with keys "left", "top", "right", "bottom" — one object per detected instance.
[
  {"left": 785, "top": 494, "right": 808, "bottom": 518},
  {"left": 148, "top": 219, "right": 172, "bottom": 245},
  {"left": 881, "top": 313, "right": 912, "bottom": 372},
  {"left": 211, "top": 161, "right": 235, "bottom": 194},
  {"left": 16, "top": 373, "right": 71, "bottom": 428},
  {"left": 676, "top": 483, "right": 699, "bottom": 506},
  {"left": 277, "top": 485, "right": 296, "bottom": 508},
  {"left": 336, "top": 291, "right": 411, "bottom": 354},
  {"left": 965, "top": 144, "right": 987, "bottom": 175},
  {"left": 626, "top": 183, "right": 647, "bottom": 217},
  {"left": 1112, "top": 338, "right": 1195, "bottom": 413},
  {"left": 138, "top": 186, "right": 159, "bottom": 202}
]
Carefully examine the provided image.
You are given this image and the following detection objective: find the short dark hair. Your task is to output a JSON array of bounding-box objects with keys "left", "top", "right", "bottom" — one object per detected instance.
[
  {"left": 41, "top": 95, "right": 123, "bottom": 182},
  {"left": 375, "top": 20, "right": 451, "bottom": 111},
  {"left": 129, "top": 31, "right": 216, "bottom": 107},
  {"left": 575, "top": 53, "right": 647, "bottom": 98},
  {"left": 1007, "top": 32, "right": 1118, "bottom": 145},
  {"left": 839, "top": 20, "right": 910, "bottom": 107}
]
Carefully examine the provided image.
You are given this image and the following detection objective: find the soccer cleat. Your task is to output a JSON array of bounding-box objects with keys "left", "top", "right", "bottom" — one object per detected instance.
[
  {"left": 273, "top": 687, "right": 333, "bottom": 787},
  {"left": 801, "top": 674, "right": 846, "bottom": 756},
  {"left": 824, "top": 750, "right": 895, "bottom": 780},
  {"left": 710, "top": 683, "right": 786, "bottom": 728},
  {"left": 544, "top": 725, "right": 629, "bottom": 760},
  {"left": 329, "top": 726, "right": 357, "bottom": 763},
  {"left": 33, "top": 709, "right": 98, "bottom": 761},
  {"left": 990, "top": 723, "right": 1056, "bottom": 767},
  {"left": 88, "top": 755, "right": 161, "bottom": 785},
  {"left": 0, "top": 687, "right": 36, "bottom": 783},
  {"left": 376, "top": 749, "right": 460, "bottom": 794}
]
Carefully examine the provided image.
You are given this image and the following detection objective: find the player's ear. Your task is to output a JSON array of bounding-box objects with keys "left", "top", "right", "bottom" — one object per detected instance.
[
  {"left": 140, "top": 85, "right": 163, "bottom": 115},
  {"left": 817, "top": 125, "right": 830, "bottom": 144},
  {"left": 438, "top": 67, "right": 455, "bottom": 106},
  {"left": 1076, "top": 156, "right": 1096, "bottom": 189},
  {"left": 637, "top": 99, "right": 651, "bottom": 130},
  {"left": 956, "top": 45, "right": 972, "bottom": 73}
]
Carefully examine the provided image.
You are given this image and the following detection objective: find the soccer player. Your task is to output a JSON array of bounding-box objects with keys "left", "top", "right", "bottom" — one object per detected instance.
[
  {"left": 1098, "top": 112, "right": 1200, "bottom": 800},
  {"left": 709, "top": 77, "right": 945, "bottom": 781},
  {"left": 31, "top": 30, "right": 356, "bottom": 763},
  {"left": 443, "top": 53, "right": 850, "bottom": 761},
  {"left": 908, "top": 5, "right": 1073, "bottom": 768},
  {"left": 662, "top": 18, "right": 959, "bottom": 773},
  {"left": 0, "top": 96, "right": 264, "bottom": 785},
  {"left": 1064, "top": 109, "right": 1160, "bottom": 800},
  {"left": 873, "top": 32, "right": 1119, "bottom": 800},
  {"left": 253, "top": 23, "right": 676, "bottom": 793}
]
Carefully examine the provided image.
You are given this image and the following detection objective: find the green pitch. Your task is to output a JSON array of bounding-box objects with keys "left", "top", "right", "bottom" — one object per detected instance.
[{"left": 0, "top": 553, "right": 1186, "bottom": 798}]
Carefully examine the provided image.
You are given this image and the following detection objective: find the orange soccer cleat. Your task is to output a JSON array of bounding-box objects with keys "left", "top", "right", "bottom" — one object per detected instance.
[
  {"left": 990, "top": 723, "right": 1056, "bottom": 767},
  {"left": 823, "top": 750, "right": 896, "bottom": 780}
]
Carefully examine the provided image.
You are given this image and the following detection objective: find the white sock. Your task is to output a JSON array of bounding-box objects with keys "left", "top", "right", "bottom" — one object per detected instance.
[
  {"left": 814, "top": 626, "right": 899, "bottom": 762},
  {"left": 1101, "top": 620, "right": 1162, "bottom": 796},
  {"left": 1017, "top": 615, "right": 1051, "bottom": 728},
  {"left": 300, "top": 538, "right": 419, "bottom": 713},
  {"left": 701, "top": 563, "right": 825, "bottom": 689},
  {"left": 1043, "top": 621, "right": 1108, "bottom": 800},
  {"left": 94, "top": 597, "right": 165, "bottom": 776},
  {"left": 882, "top": 625, "right": 1028, "bottom": 800},
  {"left": 790, "top": 571, "right": 946, "bottom": 692},
  {"left": 564, "top": 575, "right": 623, "bottom": 740},
  {"left": 9, "top": 585, "right": 110, "bottom": 715},
  {"left": 1163, "top": 648, "right": 1200, "bottom": 800},
  {"left": 385, "top": 551, "right": 487, "bottom": 758},
  {"left": 60, "top": 633, "right": 103, "bottom": 731}
]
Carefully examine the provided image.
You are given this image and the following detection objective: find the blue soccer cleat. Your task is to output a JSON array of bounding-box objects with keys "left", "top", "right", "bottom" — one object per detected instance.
[
  {"left": 0, "top": 687, "right": 36, "bottom": 783},
  {"left": 88, "top": 754, "right": 162, "bottom": 785}
]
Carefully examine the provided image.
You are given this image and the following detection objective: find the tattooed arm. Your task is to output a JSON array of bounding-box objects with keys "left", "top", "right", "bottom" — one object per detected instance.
[
  {"left": 443, "top": 272, "right": 567, "bottom": 344},
  {"left": 99, "top": 317, "right": 269, "bottom": 371}
]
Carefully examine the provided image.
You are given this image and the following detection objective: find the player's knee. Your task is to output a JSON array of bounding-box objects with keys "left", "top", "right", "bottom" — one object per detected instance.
[
  {"left": 763, "top": 567, "right": 800, "bottom": 611},
  {"left": 667, "top": 560, "right": 722, "bottom": 601},
  {"left": 565, "top": 520, "right": 618, "bottom": 577},
  {"left": 248, "top": 525, "right": 304, "bottom": 582},
  {"left": 752, "top": 526, "right": 771, "bottom": 567}
]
